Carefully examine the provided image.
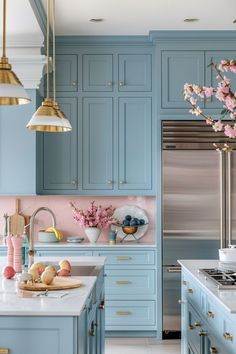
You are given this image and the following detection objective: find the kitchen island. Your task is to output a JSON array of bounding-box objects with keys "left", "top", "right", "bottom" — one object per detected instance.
[
  {"left": 179, "top": 260, "right": 236, "bottom": 354},
  {"left": 0, "top": 258, "right": 105, "bottom": 354}
]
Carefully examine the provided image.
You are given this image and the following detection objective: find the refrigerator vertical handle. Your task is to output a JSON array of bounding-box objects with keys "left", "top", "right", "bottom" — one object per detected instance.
[
  {"left": 227, "top": 151, "right": 232, "bottom": 247},
  {"left": 220, "top": 151, "right": 226, "bottom": 249}
]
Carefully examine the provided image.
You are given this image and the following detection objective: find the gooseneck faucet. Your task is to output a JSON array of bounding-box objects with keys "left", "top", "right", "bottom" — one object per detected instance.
[{"left": 28, "top": 207, "right": 56, "bottom": 269}]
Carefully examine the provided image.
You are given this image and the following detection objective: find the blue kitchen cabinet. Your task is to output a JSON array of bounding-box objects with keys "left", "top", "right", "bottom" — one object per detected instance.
[
  {"left": 54, "top": 54, "right": 78, "bottom": 92},
  {"left": 118, "top": 97, "right": 152, "bottom": 191},
  {"left": 161, "top": 51, "right": 205, "bottom": 109},
  {"left": 83, "top": 54, "right": 113, "bottom": 92},
  {"left": 118, "top": 54, "right": 152, "bottom": 92},
  {"left": 38, "top": 97, "right": 78, "bottom": 192},
  {"left": 0, "top": 90, "right": 38, "bottom": 195},
  {"left": 82, "top": 97, "right": 114, "bottom": 191},
  {"left": 205, "top": 51, "right": 236, "bottom": 109}
]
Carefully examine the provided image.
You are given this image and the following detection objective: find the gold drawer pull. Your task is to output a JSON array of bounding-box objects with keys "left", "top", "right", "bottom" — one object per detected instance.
[
  {"left": 199, "top": 331, "right": 207, "bottom": 337},
  {"left": 187, "top": 288, "right": 193, "bottom": 294},
  {"left": 116, "top": 256, "right": 131, "bottom": 260},
  {"left": 116, "top": 281, "right": 130, "bottom": 284},
  {"left": 210, "top": 347, "right": 218, "bottom": 353},
  {"left": 207, "top": 311, "right": 215, "bottom": 318},
  {"left": 0, "top": 349, "right": 10, "bottom": 354},
  {"left": 223, "top": 332, "right": 233, "bottom": 341},
  {"left": 115, "top": 311, "right": 131, "bottom": 315},
  {"left": 182, "top": 280, "right": 187, "bottom": 286},
  {"left": 194, "top": 321, "right": 201, "bottom": 327},
  {"left": 188, "top": 325, "right": 194, "bottom": 330}
]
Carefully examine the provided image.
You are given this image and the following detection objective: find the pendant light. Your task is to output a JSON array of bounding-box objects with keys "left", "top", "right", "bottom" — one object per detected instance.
[
  {"left": 0, "top": 0, "right": 30, "bottom": 105},
  {"left": 26, "top": 0, "right": 71, "bottom": 132}
]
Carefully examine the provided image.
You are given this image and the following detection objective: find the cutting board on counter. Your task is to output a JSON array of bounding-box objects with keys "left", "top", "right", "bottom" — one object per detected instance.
[
  {"left": 19, "top": 277, "right": 83, "bottom": 291},
  {"left": 9, "top": 199, "right": 25, "bottom": 235}
]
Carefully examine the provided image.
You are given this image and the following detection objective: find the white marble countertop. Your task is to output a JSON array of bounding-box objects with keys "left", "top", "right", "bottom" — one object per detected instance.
[
  {"left": 178, "top": 259, "right": 236, "bottom": 314},
  {"left": 0, "top": 275, "right": 96, "bottom": 316}
]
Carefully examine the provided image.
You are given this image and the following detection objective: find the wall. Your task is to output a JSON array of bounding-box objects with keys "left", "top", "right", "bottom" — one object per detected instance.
[{"left": 0, "top": 196, "right": 156, "bottom": 243}]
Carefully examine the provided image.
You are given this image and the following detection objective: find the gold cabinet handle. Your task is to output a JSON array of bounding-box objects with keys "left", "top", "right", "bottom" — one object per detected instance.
[
  {"left": 188, "top": 325, "right": 195, "bottom": 330},
  {"left": 210, "top": 347, "right": 218, "bottom": 354},
  {"left": 116, "top": 280, "right": 130, "bottom": 284},
  {"left": 115, "top": 311, "right": 131, "bottom": 315},
  {"left": 194, "top": 321, "right": 201, "bottom": 327},
  {"left": 223, "top": 332, "right": 233, "bottom": 341},
  {"left": 116, "top": 256, "right": 131, "bottom": 260},
  {"left": 119, "top": 81, "right": 124, "bottom": 86},
  {"left": 207, "top": 311, "right": 215, "bottom": 318},
  {"left": 199, "top": 331, "right": 208, "bottom": 337},
  {"left": 187, "top": 288, "right": 193, "bottom": 294},
  {"left": 72, "top": 81, "right": 76, "bottom": 86},
  {"left": 99, "top": 300, "right": 105, "bottom": 310},
  {"left": 0, "top": 349, "right": 10, "bottom": 354},
  {"left": 107, "top": 81, "right": 112, "bottom": 86}
]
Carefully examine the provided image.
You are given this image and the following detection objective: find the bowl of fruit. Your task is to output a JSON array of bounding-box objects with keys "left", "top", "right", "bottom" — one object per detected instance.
[{"left": 112, "top": 205, "right": 148, "bottom": 241}]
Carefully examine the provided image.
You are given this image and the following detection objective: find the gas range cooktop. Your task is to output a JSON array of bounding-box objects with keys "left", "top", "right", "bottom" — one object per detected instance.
[{"left": 199, "top": 268, "right": 236, "bottom": 290}]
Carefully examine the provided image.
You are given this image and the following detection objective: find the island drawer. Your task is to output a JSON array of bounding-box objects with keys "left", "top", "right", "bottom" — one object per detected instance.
[
  {"left": 94, "top": 250, "right": 155, "bottom": 265},
  {"left": 35, "top": 249, "right": 92, "bottom": 257},
  {"left": 105, "top": 269, "right": 155, "bottom": 295},
  {"left": 182, "top": 273, "right": 201, "bottom": 310},
  {"left": 105, "top": 300, "right": 156, "bottom": 329}
]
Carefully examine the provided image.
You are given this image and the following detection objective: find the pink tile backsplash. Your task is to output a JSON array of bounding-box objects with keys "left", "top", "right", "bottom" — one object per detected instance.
[{"left": 0, "top": 196, "right": 156, "bottom": 243}]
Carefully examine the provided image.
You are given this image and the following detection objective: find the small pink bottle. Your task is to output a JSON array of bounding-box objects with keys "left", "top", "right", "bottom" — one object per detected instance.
[
  {"left": 6, "top": 235, "right": 13, "bottom": 267},
  {"left": 11, "top": 236, "right": 23, "bottom": 273}
]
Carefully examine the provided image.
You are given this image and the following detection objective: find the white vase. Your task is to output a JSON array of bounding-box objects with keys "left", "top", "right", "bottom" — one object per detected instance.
[{"left": 85, "top": 227, "right": 101, "bottom": 243}]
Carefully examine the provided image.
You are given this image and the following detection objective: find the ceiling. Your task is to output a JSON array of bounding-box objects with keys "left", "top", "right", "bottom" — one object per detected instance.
[{"left": 41, "top": 0, "right": 236, "bottom": 36}]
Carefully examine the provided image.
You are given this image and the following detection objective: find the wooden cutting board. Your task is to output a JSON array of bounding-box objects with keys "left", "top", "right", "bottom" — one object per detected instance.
[
  {"left": 19, "top": 276, "right": 82, "bottom": 291},
  {"left": 9, "top": 199, "right": 25, "bottom": 235}
]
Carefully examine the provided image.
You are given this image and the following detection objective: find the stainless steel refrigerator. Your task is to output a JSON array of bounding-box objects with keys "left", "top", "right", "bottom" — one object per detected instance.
[{"left": 162, "top": 120, "right": 235, "bottom": 337}]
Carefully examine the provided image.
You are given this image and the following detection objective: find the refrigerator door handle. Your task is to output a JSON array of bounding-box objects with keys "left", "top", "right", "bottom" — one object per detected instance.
[
  {"left": 227, "top": 151, "right": 232, "bottom": 247},
  {"left": 167, "top": 266, "right": 182, "bottom": 273},
  {"left": 220, "top": 151, "right": 226, "bottom": 249}
]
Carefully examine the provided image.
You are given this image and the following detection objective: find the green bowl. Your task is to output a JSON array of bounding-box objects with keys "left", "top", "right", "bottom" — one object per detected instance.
[{"left": 38, "top": 230, "right": 59, "bottom": 243}]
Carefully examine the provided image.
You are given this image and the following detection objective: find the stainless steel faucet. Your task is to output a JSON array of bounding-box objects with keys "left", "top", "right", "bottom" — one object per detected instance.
[{"left": 28, "top": 207, "right": 56, "bottom": 269}]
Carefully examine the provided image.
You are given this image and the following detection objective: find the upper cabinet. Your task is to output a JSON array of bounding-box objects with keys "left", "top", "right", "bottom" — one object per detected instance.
[
  {"left": 161, "top": 51, "right": 204, "bottom": 109},
  {"left": 55, "top": 54, "right": 78, "bottom": 92},
  {"left": 37, "top": 47, "right": 154, "bottom": 195},
  {"left": 83, "top": 54, "right": 113, "bottom": 92},
  {"left": 118, "top": 54, "right": 152, "bottom": 92}
]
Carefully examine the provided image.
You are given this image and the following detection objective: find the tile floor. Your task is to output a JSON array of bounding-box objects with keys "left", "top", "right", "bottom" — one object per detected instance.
[{"left": 105, "top": 338, "right": 181, "bottom": 354}]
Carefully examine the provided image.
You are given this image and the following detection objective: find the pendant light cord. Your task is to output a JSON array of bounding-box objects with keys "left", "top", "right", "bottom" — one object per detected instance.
[
  {"left": 2, "top": 0, "right": 6, "bottom": 58},
  {"left": 46, "top": 0, "right": 50, "bottom": 99},
  {"left": 52, "top": 0, "right": 56, "bottom": 103}
]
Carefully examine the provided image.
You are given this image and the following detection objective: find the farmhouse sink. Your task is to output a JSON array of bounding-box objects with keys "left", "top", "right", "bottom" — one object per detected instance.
[{"left": 70, "top": 265, "right": 103, "bottom": 277}]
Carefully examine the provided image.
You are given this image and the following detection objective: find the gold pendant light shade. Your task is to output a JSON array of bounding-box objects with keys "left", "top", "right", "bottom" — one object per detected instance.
[
  {"left": 26, "top": 98, "right": 71, "bottom": 132},
  {"left": 0, "top": 1, "right": 30, "bottom": 105}
]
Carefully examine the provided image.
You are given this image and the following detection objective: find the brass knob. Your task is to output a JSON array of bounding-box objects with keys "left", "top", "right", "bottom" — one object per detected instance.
[
  {"left": 210, "top": 347, "right": 218, "bottom": 354},
  {"left": 72, "top": 81, "right": 76, "bottom": 86},
  {"left": 223, "top": 332, "right": 233, "bottom": 341},
  {"left": 188, "top": 325, "right": 194, "bottom": 330},
  {"left": 207, "top": 311, "right": 215, "bottom": 318},
  {"left": 194, "top": 321, "right": 201, "bottom": 327},
  {"left": 107, "top": 81, "right": 112, "bottom": 86},
  {"left": 119, "top": 180, "right": 125, "bottom": 184},
  {"left": 0, "top": 349, "right": 9, "bottom": 354},
  {"left": 107, "top": 180, "right": 112, "bottom": 184},
  {"left": 99, "top": 300, "right": 105, "bottom": 310},
  {"left": 187, "top": 288, "right": 193, "bottom": 294},
  {"left": 199, "top": 331, "right": 207, "bottom": 337},
  {"left": 119, "top": 81, "right": 124, "bottom": 86},
  {"left": 71, "top": 180, "right": 77, "bottom": 185}
]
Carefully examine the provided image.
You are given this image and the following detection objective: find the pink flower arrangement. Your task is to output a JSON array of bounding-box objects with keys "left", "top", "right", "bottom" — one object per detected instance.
[
  {"left": 183, "top": 59, "right": 236, "bottom": 150},
  {"left": 70, "top": 201, "right": 116, "bottom": 229}
]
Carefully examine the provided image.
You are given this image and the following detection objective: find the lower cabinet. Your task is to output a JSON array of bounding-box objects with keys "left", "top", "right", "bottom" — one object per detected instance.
[{"left": 181, "top": 270, "right": 236, "bottom": 354}]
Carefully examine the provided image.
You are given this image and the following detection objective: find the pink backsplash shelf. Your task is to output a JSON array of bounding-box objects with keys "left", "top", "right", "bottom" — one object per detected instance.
[{"left": 0, "top": 196, "right": 156, "bottom": 243}]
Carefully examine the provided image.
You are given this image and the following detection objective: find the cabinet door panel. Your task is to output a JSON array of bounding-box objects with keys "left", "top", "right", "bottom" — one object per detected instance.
[
  {"left": 205, "top": 51, "right": 236, "bottom": 108},
  {"left": 118, "top": 97, "right": 152, "bottom": 190},
  {"left": 118, "top": 54, "right": 151, "bottom": 91},
  {"left": 162, "top": 51, "right": 204, "bottom": 108},
  {"left": 42, "top": 97, "right": 78, "bottom": 190},
  {"left": 54, "top": 54, "right": 77, "bottom": 91},
  {"left": 83, "top": 55, "right": 113, "bottom": 92},
  {"left": 82, "top": 97, "right": 113, "bottom": 190}
]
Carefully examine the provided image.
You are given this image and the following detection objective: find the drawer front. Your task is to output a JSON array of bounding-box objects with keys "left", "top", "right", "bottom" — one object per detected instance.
[
  {"left": 105, "top": 300, "right": 156, "bottom": 327},
  {"left": 95, "top": 251, "right": 155, "bottom": 265},
  {"left": 183, "top": 273, "right": 201, "bottom": 310},
  {"left": 36, "top": 250, "right": 93, "bottom": 257},
  {"left": 105, "top": 269, "right": 155, "bottom": 295},
  {"left": 205, "top": 299, "right": 222, "bottom": 334},
  {"left": 221, "top": 317, "right": 236, "bottom": 353}
]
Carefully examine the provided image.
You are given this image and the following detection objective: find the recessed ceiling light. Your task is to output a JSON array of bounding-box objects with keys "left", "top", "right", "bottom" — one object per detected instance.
[
  {"left": 89, "top": 18, "right": 104, "bottom": 23},
  {"left": 184, "top": 18, "right": 199, "bottom": 22}
]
